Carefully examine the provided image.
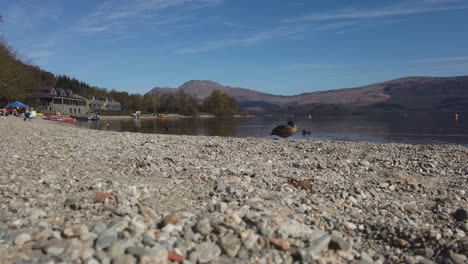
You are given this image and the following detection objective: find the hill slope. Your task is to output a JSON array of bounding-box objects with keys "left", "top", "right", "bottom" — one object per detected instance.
[
  {"left": 147, "top": 76, "right": 468, "bottom": 113},
  {"left": 149, "top": 80, "right": 289, "bottom": 104},
  {"left": 0, "top": 41, "right": 56, "bottom": 106}
]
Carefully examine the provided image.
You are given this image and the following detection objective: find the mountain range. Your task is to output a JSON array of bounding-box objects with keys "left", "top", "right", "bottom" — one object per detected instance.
[{"left": 147, "top": 76, "right": 468, "bottom": 114}]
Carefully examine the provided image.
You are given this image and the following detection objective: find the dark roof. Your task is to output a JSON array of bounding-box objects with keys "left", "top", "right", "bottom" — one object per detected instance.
[
  {"left": 34, "top": 86, "right": 86, "bottom": 101},
  {"left": 39, "top": 86, "right": 55, "bottom": 92},
  {"left": 34, "top": 90, "right": 52, "bottom": 98}
]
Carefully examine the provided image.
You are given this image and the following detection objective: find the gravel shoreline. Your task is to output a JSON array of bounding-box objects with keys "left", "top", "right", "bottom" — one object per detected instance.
[{"left": 0, "top": 117, "right": 467, "bottom": 263}]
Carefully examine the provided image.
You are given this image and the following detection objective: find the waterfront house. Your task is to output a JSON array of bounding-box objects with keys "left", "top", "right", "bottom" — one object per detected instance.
[
  {"left": 106, "top": 99, "right": 122, "bottom": 111},
  {"left": 90, "top": 97, "right": 122, "bottom": 112},
  {"left": 34, "top": 86, "right": 89, "bottom": 116}
]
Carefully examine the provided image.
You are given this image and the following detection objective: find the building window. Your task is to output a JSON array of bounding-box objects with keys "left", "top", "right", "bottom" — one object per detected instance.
[
  {"left": 78, "top": 109, "right": 81, "bottom": 114},
  {"left": 70, "top": 108, "right": 72, "bottom": 113}
]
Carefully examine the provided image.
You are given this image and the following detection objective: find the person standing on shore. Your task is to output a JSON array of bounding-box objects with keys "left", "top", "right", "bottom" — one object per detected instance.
[{"left": 23, "top": 109, "right": 31, "bottom": 121}]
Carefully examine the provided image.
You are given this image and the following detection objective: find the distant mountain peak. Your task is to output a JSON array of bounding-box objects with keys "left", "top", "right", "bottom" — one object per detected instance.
[
  {"left": 179, "top": 80, "right": 225, "bottom": 89},
  {"left": 184, "top": 80, "right": 217, "bottom": 84}
]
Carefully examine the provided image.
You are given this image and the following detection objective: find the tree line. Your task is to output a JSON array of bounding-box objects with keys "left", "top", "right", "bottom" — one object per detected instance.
[
  {"left": 141, "top": 90, "right": 240, "bottom": 116},
  {"left": 56, "top": 75, "right": 241, "bottom": 116}
]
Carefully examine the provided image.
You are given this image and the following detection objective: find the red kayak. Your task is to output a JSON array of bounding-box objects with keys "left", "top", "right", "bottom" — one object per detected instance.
[{"left": 43, "top": 116, "right": 77, "bottom": 123}]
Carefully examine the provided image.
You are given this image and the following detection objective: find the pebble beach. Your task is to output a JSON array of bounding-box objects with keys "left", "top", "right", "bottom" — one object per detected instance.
[{"left": 0, "top": 117, "right": 467, "bottom": 263}]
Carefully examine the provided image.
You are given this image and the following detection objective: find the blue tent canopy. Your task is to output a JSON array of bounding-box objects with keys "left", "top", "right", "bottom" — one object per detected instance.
[{"left": 7, "top": 101, "right": 29, "bottom": 108}]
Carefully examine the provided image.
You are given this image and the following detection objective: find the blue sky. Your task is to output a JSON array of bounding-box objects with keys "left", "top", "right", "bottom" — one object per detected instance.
[{"left": 1, "top": 0, "right": 467, "bottom": 95}]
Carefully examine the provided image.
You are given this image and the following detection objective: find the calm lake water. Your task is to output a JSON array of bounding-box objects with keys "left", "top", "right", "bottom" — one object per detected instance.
[{"left": 75, "top": 113, "right": 468, "bottom": 146}]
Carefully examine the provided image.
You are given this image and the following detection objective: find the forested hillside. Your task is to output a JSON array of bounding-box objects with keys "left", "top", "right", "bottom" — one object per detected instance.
[{"left": 0, "top": 39, "right": 55, "bottom": 106}]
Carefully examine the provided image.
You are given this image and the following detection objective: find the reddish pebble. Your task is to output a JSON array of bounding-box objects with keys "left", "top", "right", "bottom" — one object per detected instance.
[
  {"left": 168, "top": 252, "right": 184, "bottom": 262},
  {"left": 93, "top": 192, "right": 111, "bottom": 203},
  {"left": 269, "top": 237, "right": 290, "bottom": 251}
]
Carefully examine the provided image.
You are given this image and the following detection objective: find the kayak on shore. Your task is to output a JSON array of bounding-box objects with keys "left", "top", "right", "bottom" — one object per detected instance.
[{"left": 43, "top": 116, "right": 77, "bottom": 123}]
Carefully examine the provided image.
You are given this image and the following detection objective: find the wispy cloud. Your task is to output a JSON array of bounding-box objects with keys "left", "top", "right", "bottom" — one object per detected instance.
[
  {"left": 27, "top": 50, "right": 53, "bottom": 59},
  {"left": 280, "top": 55, "right": 468, "bottom": 71},
  {"left": 411, "top": 55, "right": 468, "bottom": 63},
  {"left": 175, "top": 18, "right": 370, "bottom": 55},
  {"left": 75, "top": 0, "right": 222, "bottom": 33},
  {"left": 3, "top": 0, "right": 62, "bottom": 30},
  {"left": 176, "top": 0, "right": 468, "bottom": 55},
  {"left": 176, "top": 25, "right": 307, "bottom": 54},
  {"left": 286, "top": 0, "right": 468, "bottom": 22},
  {"left": 312, "top": 21, "right": 360, "bottom": 31}
]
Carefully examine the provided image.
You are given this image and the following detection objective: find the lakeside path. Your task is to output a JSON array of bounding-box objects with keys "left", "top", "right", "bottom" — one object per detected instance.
[{"left": 0, "top": 117, "right": 467, "bottom": 263}]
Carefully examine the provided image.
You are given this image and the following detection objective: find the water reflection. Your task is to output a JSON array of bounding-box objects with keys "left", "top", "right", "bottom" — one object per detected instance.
[{"left": 75, "top": 113, "right": 468, "bottom": 146}]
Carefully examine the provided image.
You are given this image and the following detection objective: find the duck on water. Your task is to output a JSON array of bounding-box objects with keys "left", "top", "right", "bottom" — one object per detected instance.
[{"left": 271, "top": 121, "right": 297, "bottom": 139}]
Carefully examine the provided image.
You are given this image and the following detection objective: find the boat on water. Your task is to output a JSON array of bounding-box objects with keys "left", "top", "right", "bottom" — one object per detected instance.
[
  {"left": 70, "top": 114, "right": 100, "bottom": 121},
  {"left": 132, "top": 111, "right": 141, "bottom": 119},
  {"left": 43, "top": 116, "right": 77, "bottom": 123}
]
